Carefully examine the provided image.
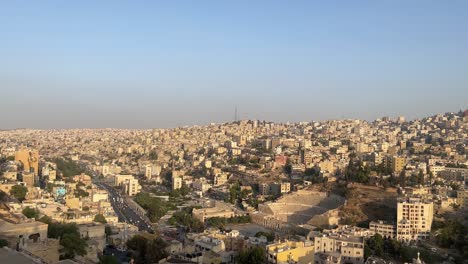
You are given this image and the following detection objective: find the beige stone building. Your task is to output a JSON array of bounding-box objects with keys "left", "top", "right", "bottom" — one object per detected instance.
[
  {"left": 15, "top": 149, "right": 39, "bottom": 175},
  {"left": 313, "top": 233, "right": 365, "bottom": 264},
  {"left": 266, "top": 240, "right": 315, "bottom": 264},
  {"left": 123, "top": 178, "right": 141, "bottom": 196},
  {"left": 369, "top": 220, "right": 396, "bottom": 238},
  {"left": 457, "top": 189, "right": 468, "bottom": 209},
  {"left": 397, "top": 196, "right": 434, "bottom": 241},
  {"left": 391, "top": 156, "right": 406, "bottom": 173},
  {"left": 172, "top": 175, "right": 183, "bottom": 190},
  {"left": 22, "top": 172, "right": 36, "bottom": 187}
]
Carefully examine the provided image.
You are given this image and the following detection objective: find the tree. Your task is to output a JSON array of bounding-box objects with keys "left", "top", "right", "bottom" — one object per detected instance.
[
  {"left": 74, "top": 188, "right": 89, "bottom": 198},
  {"left": 10, "top": 185, "right": 28, "bottom": 202},
  {"left": 417, "top": 170, "right": 425, "bottom": 185},
  {"left": 134, "top": 192, "right": 170, "bottom": 222},
  {"left": 60, "top": 233, "right": 87, "bottom": 259},
  {"left": 98, "top": 255, "right": 119, "bottom": 264},
  {"left": 105, "top": 225, "right": 112, "bottom": 237},
  {"left": 22, "top": 206, "right": 39, "bottom": 219},
  {"left": 237, "top": 247, "right": 266, "bottom": 264},
  {"left": 228, "top": 182, "right": 241, "bottom": 204},
  {"left": 0, "top": 239, "right": 8, "bottom": 247},
  {"left": 94, "top": 214, "right": 107, "bottom": 224},
  {"left": 0, "top": 190, "right": 6, "bottom": 201},
  {"left": 38, "top": 216, "right": 52, "bottom": 224},
  {"left": 255, "top": 231, "right": 275, "bottom": 242},
  {"left": 48, "top": 222, "right": 87, "bottom": 259},
  {"left": 399, "top": 170, "right": 406, "bottom": 187},
  {"left": 54, "top": 158, "right": 85, "bottom": 178},
  {"left": 366, "top": 234, "right": 384, "bottom": 257},
  {"left": 126, "top": 235, "right": 168, "bottom": 264},
  {"left": 168, "top": 207, "right": 204, "bottom": 232}
]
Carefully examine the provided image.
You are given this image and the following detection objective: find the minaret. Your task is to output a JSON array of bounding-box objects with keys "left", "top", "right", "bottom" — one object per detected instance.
[{"left": 235, "top": 106, "right": 238, "bottom": 122}]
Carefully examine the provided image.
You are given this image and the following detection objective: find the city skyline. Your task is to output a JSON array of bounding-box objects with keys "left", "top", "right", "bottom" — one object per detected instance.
[{"left": 1, "top": 1, "right": 468, "bottom": 128}]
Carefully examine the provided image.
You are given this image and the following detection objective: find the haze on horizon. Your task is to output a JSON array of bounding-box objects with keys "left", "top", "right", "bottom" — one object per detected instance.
[{"left": 1, "top": 1, "right": 467, "bottom": 129}]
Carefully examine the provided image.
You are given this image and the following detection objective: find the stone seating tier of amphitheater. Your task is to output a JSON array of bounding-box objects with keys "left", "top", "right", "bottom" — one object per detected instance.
[{"left": 258, "top": 190, "right": 345, "bottom": 225}]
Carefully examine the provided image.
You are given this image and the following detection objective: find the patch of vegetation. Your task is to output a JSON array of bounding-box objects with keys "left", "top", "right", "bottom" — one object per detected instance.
[
  {"left": 38, "top": 215, "right": 53, "bottom": 224},
  {"left": 74, "top": 188, "right": 89, "bottom": 198},
  {"left": 54, "top": 158, "right": 85, "bottom": 178},
  {"left": 255, "top": 231, "right": 275, "bottom": 242},
  {"left": 10, "top": 185, "right": 28, "bottom": 201},
  {"left": 22, "top": 206, "right": 39, "bottom": 219},
  {"left": 0, "top": 190, "right": 6, "bottom": 201},
  {"left": 432, "top": 219, "right": 467, "bottom": 259},
  {"left": 48, "top": 222, "right": 87, "bottom": 259},
  {"left": 168, "top": 207, "right": 204, "bottom": 232},
  {"left": 364, "top": 234, "right": 445, "bottom": 264},
  {"left": 126, "top": 235, "right": 168, "bottom": 264},
  {"left": 237, "top": 246, "right": 266, "bottom": 264},
  {"left": 134, "top": 192, "right": 172, "bottom": 222},
  {"left": 0, "top": 239, "right": 8, "bottom": 247},
  {"left": 94, "top": 214, "right": 107, "bottom": 224},
  {"left": 205, "top": 215, "right": 251, "bottom": 229},
  {"left": 98, "top": 255, "right": 119, "bottom": 264}
]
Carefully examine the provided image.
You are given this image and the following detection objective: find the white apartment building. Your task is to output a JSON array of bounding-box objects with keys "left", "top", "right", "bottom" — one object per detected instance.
[
  {"left": 172, "top": 176, "right": 183, "bottom": 190},
  {"left": 123, "top": 178, "right": 141, "bottom": 196},
  {"left": 144, "top": 165, "right": 152, "bottom": 179},
  {"left": 114, "top": 174, "right": 141, "bottom": 196}
]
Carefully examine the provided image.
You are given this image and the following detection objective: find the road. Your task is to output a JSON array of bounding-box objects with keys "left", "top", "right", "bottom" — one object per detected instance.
[{"left": 95, "top": 182, "right": 154, "bottom": 233}]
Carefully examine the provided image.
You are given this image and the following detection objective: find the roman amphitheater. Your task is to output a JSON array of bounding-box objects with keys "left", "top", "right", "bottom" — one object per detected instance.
[{"left": 258, "top": 190, "right": 345, "bottom": 225}]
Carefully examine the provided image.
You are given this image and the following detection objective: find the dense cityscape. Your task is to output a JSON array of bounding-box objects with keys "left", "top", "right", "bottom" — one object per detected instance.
[{"left": 0, "top": 110, "right": 466, "bottom": 264}]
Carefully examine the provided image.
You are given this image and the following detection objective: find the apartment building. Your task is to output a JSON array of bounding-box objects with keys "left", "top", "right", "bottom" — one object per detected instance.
[
  {"left": 314, "top": 233, "right": 365, "bottom": 264},
  {"left": 391, "top": 156, "right": 406, "bottom": 173},
  {"left": 396, "top": 196, "right": 434, "bottom": 241},
  {"left": 369, "top": 220, "right": 396, "bottom": 238},
  {"left": 214, "top": 173, "right": 228, "bottom": 186},
  {"left": 172, "top": 175, "right": 183, "bottom": 190},
  {"left": 123, "top": 178, "right": 141, "bottom": 196},
  {"left": 266, "top": 240, "right": 315, "bottom": 264},
  {"left": 113, "top": 174, "right": 141, "bottom": 196},
  {"left": 15, "top": 148, "right": 39, "bottom": 175},
  {"left": 457, "top": 189, "right": 468, "bottom": 209}
]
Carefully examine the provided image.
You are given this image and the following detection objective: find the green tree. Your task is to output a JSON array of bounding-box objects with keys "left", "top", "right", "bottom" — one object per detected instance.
[
  {"left": 0, "top": 239, "right": 8, "bottom": 247},
  {"left": 10, "top": 185, "right": 28, "bottom": 202},
  {"left": 366, "top": 234, "right": 384, "bottom": 257},
  {"left": 168, "top": 207, "right": 204, "bottom": 232},
  {"left": 0, "top": 190, "right": 6, "bottom": 201},
  {"left": 134, "top": 192, "right": 170, "bottom": 222},
  {"left": 22, "top": 206, "right": 39, "bottom": 219},
  {"left": 94, "top": 214, "right": 107, "bottom": 224},
  {"left": 255, "top": 231, "right": 275, "bottom": 242},
  {"left": 237, "top": 247, "right": 266, "bottom": 264},
  {"left": 126, "top": 235, "right": 168, "bottom": 264},
  {"left": 48, "top": 222, "right": 87, "bottom": 259},
  {"left": 399, "top": 170, "right": 406, "bottom": 187},
  {"left": 38, "top": 216, "right": 52, "bottom": 224},
  {"left": 98, "top": 255, "right": 119, "bottom": 264},
  {"left": 60, "top": 233, "right": 87, "bottom": 259},
  {"left": 418, "top": 170, "right": 425, "bottom": 185},
  {"left": 105, "top": 225, "right": 112, "bottom": 236},
  {"left": 74, "top": 188, "right": 89, "bottom": 198},
  {"left": 54, "top": 158, "right": 85, "bottom": 178},
  {"left": 228, "top": 182, "right": 241, "bottom": 204}
]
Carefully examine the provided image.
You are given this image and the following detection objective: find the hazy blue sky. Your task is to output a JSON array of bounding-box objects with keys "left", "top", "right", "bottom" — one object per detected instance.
[{"left": 1, "top": 1, "right": 467, "bottom": 128}]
